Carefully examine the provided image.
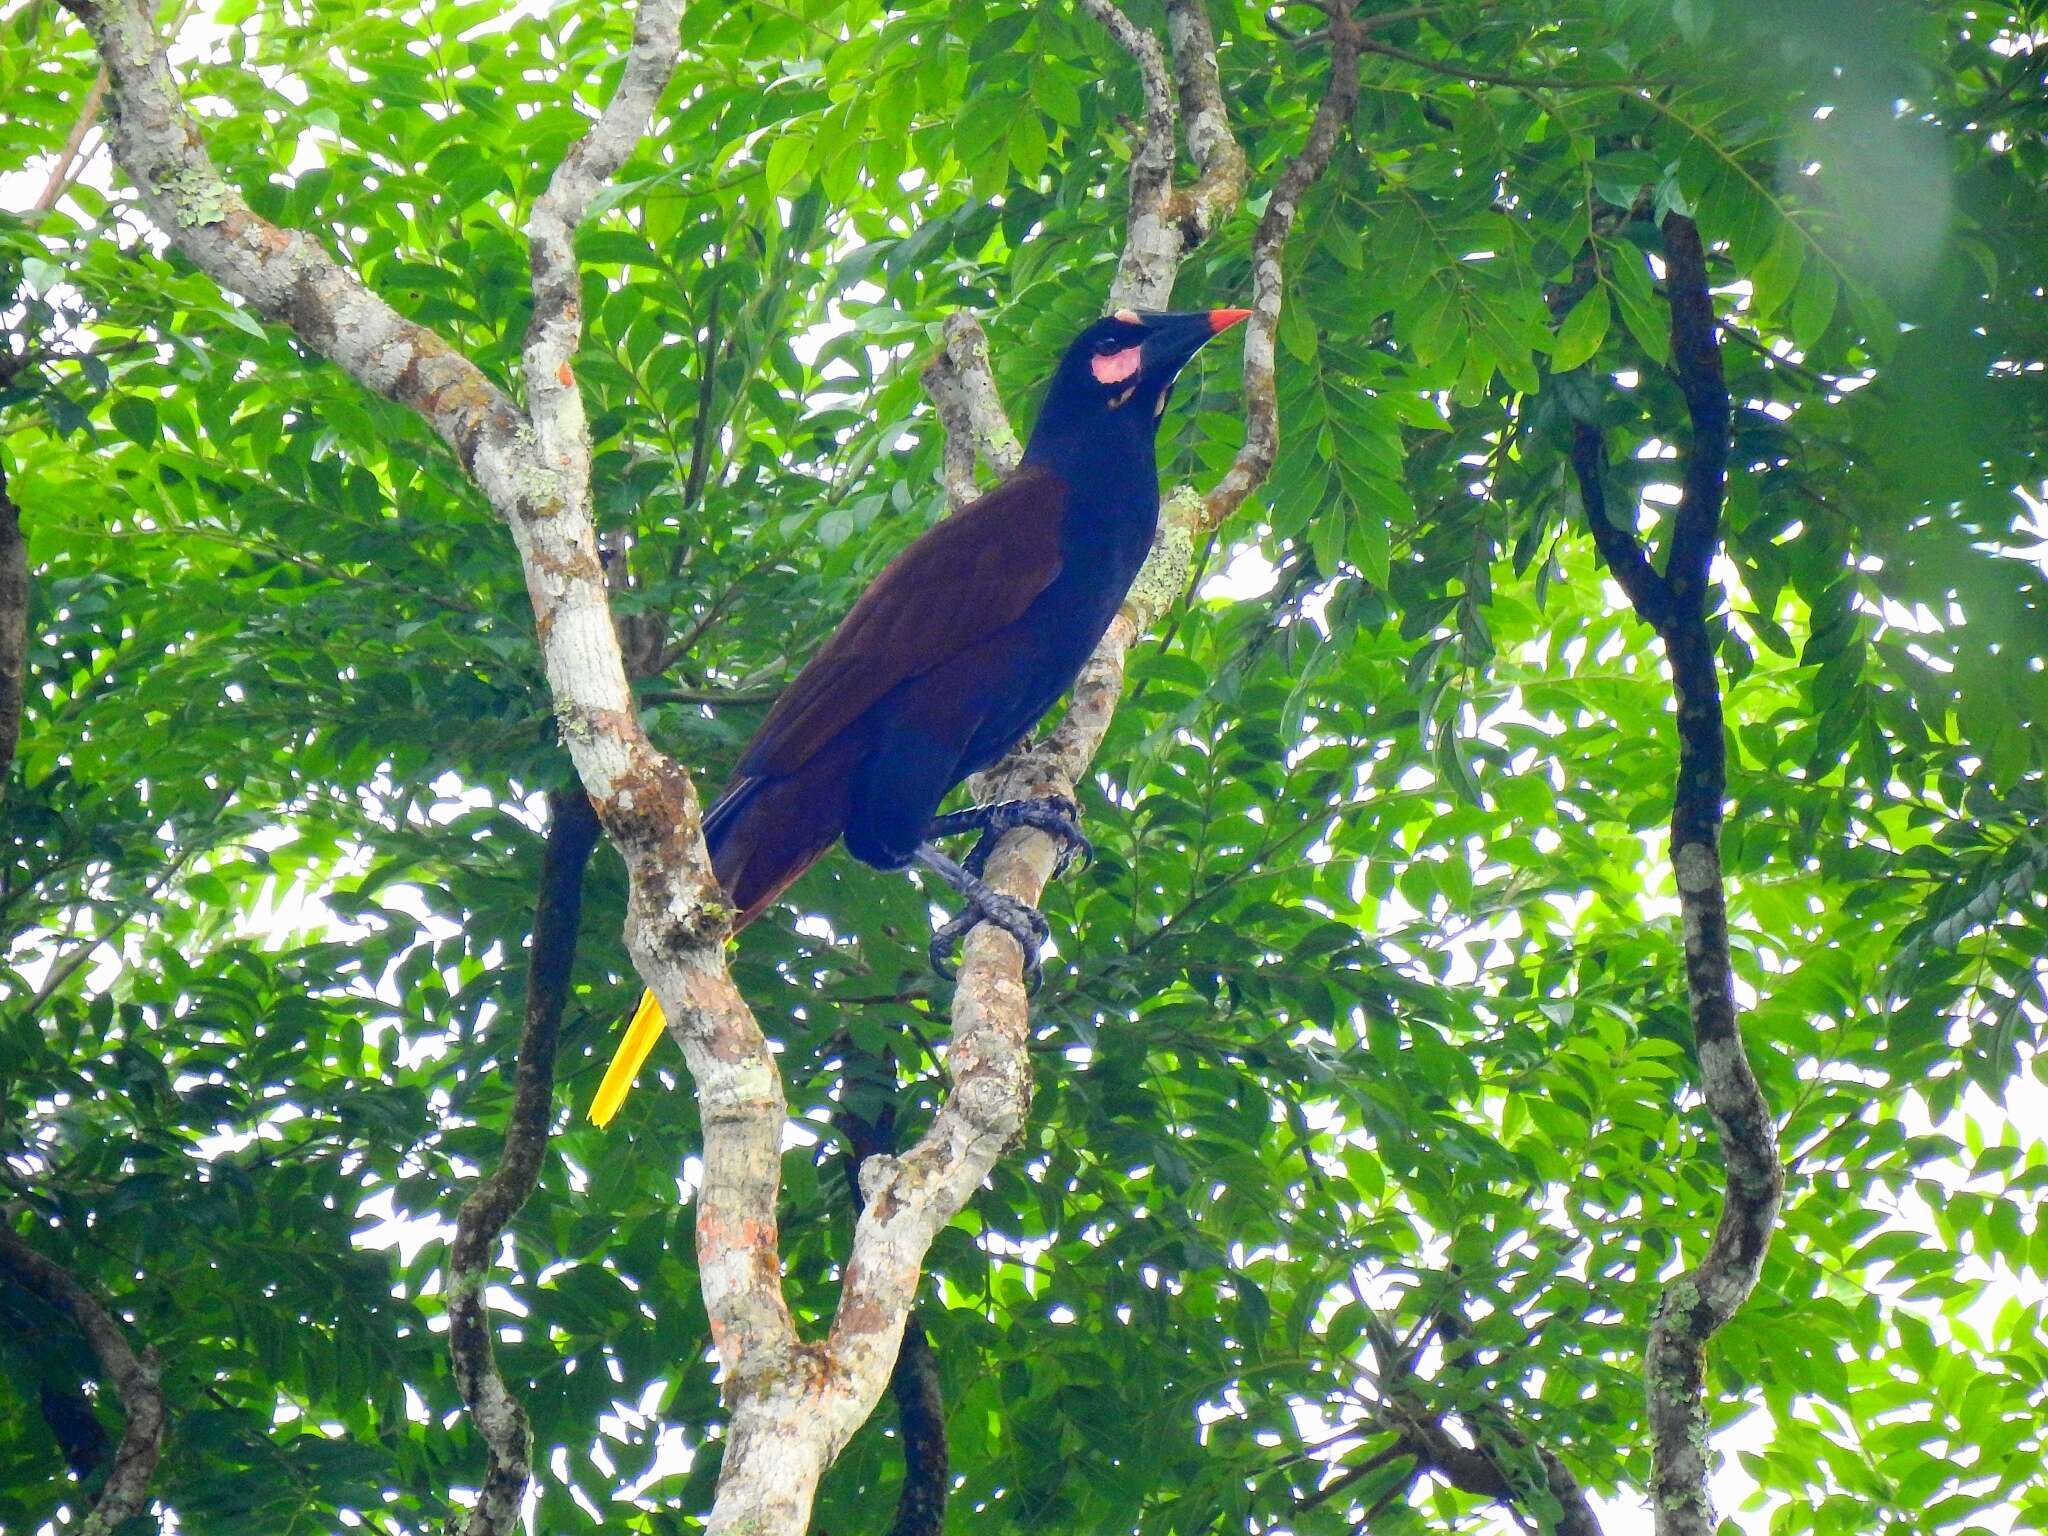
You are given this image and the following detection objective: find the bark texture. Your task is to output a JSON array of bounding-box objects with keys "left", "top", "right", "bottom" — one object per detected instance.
[
  {"left": 838, "top": 1072, "right": 949, "bottom": 1536},
  {"left": 443, "top": 789, "right": 603, "bottom": 1536},
  {"left": 1565, "top": 213, "right": 1784, "bottom": 1536},
  {"left": 0, "top": 1227, "right": 166, "bottom": 1536}
]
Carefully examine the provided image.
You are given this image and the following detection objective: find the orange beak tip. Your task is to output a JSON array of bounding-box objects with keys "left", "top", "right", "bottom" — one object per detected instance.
[{"left": 1210, "top": 307, "right": 1253, "bottom": 333}]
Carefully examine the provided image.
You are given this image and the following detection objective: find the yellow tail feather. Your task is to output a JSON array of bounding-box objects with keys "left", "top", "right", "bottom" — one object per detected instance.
[{"left": 589, "top": 988, "right": 666, "bottom": 1127}]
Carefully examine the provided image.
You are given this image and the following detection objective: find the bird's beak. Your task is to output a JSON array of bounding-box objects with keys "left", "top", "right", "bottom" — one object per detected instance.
[{"left": 1140, "top": 308, "right": 1250, "bottom": 378}]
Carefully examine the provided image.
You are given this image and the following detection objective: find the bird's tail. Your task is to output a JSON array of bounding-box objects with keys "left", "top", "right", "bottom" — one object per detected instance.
[{"left": 588, "top": 765, "right": 849, "bottom": 1126}]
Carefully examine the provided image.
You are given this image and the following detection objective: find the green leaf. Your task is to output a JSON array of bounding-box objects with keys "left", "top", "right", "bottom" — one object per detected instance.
[
  {"left": 765, "top": 131, "right": 812, "bottom": 195},
  {"left": 1551, "top": 287, "right": 1610, "bottom": 372},
  {"left": 1603, "top": 240, "right": 1671, "bottom": 365}
]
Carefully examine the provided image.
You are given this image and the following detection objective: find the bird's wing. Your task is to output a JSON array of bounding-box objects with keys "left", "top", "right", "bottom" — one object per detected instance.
[{"left": 740, "top": 466, "right": 1069, "bottom": 779}]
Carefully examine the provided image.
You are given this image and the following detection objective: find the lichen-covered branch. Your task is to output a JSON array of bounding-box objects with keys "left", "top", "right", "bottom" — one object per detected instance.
[
  {"left": 1565, "top": 212, "right": 1782, "bottom": 1536},
  {"left": 0, "top": 1226, "right": 165, "bottom": 1536},
  {"left": 1080, "top": 0, "right": 1177, "bottom": 306},
  {"left": 837, "top": 1069, "right": 949, "bottom": 1536},
  {"left": 919, "top": 313, "right": 1022, "bottom": 509},
  {"left": 1161, "top": 0, "right": 1248, "bottom": 259},
  {"left": 62, "top": 3, "right": 798, "bottom": 1529},
  {"left": 1084, "top": 0, "right": 1252, "bottom": 311},
  {"left": 54, "top": 0, "right": 526, "bottom": 480},
  {"left": 857, "top": 22, "right": 1362, "bottom": 1510},
  {"left": 444, "top": 789, "right": 602, "bottom": 1536},
  {"left": 67, "top": 0, "right": 1361, "bottom": 1526}
]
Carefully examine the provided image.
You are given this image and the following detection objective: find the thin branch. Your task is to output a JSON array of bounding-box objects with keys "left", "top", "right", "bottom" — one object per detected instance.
[
  {"left": 20, "top": 833, "right": 211, "bottom": 1021},
  {"left": 918, "top": 312, "right": 1021, "bottom": 509},
  {"left": 444, "top": 789, "right": 602, "bottom": 1536},
  {"left": 0, "top": 452, "right": 25, "bottom": 794},
  {"left": 1360, "top": 38, "right": 1665, "bottom": 92},
  {"left": 32, "top": 66, "right": 109, "bottom": 213},
  {"left": 637, "top": 683, "right": 780, "bottom": 708},
  {"left": 1203, "top": 8, "right": 1364, "bottom": 529},
  {"left": 1563, "top": 212, "right": 1782, "bottom": 1536},
  {"left": 0, "top": 1227, "right": 165, "bottom": 1536},
  {"left": 1292, "top": 1438, "right": 1415, "bottom": 1514},
  {"left": 1568, "top": 421, "right": 1673, "bottom": 628}
]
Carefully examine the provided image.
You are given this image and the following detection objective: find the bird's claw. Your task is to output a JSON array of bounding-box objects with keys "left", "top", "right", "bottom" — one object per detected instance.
[
  {"left": 962, "top": 795, "right": 1094, "bottom": 880},
  {"left": 928, "top": 889, "right": 1050, "bottom": 993}
]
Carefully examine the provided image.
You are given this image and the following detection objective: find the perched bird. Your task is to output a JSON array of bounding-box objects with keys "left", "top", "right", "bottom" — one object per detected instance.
[{"left": 589, "top": 306, "right": 1249, "bottom": 1125}]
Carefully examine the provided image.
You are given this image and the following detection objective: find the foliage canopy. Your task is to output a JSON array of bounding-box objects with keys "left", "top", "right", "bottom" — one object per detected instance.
[{"left": 3, "top": 0, "right": 2045, "bottom": 1531}]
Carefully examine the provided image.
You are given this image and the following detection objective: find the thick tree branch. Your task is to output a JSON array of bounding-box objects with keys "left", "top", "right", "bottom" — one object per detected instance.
[
  {"left": 0, "top": 453, "right": 25, "bottom": 794},
  {"left": 54, "top": 0, "right": 527, "bottom": 479},
  {"left": 1162, "top": 0, "right": 1247, "bottom": 254},
  {"left": 837, "top": 1067, "right": 948, "bottom": 1536},
  {"left": 0, "top": 1227, "right": 165, "bottom": 1536},
  {"left": 1658, "top": 216, "right": 1732, "bottom": 622},
  {"left": 68, "top": 0, "right": 1359, "bottom": 1527},
  {"left": 1563, "top": 212, "right": 1782, "bottom": 1536},
  {"left": 63, "top": 3, "right": 805, "bottom": 1528},
  {"left": 444, "top": 789, "right": 602, "bottom": 1536},
  {"left": 859, "top": 15, "right": 1362, "bottom": 1483}
]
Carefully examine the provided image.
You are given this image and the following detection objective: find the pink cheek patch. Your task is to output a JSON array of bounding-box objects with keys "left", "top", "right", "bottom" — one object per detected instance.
[{"left": 1090, "top": 345, "right": 1143, "bottom": 385}]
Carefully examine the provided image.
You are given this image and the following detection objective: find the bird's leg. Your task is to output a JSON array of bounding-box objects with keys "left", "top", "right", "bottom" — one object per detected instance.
[
  {"left": 915, "top": 845, "right": 1052, "bottom": 990},
  {"left": 924, "top": 796, "right": 1093, "bottom": 880}
]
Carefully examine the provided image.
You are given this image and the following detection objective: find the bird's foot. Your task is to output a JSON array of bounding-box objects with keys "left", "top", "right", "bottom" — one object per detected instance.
[
  {"left": 928, "top": 796, "right": 1092, "bottom": 880},
  {"left": 915, "top": 846, "right": 1052, "bottom": 991}
]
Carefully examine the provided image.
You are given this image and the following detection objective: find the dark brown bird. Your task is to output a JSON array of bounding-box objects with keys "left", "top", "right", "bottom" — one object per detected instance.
[{"left": 592, "top": 306, "right": 1248, "bottom": 1123}]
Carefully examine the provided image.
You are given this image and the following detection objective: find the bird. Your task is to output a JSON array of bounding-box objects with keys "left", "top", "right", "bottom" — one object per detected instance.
[{"left": 588, "top": 306, "right": 1250, "bottom": 1126}]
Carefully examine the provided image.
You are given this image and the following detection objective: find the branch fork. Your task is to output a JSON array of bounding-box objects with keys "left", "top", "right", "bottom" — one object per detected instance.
[{"left": 1565, "top": 212, "right": 1783, "bottom": 1536}]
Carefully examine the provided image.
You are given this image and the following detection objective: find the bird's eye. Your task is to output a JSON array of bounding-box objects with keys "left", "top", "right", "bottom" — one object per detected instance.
[{"left": 1093, "top": 336, "right": 1129, "bottom": 355}]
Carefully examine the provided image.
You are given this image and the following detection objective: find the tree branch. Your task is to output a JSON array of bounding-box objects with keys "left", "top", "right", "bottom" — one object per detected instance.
[
  {"left": 0, "top": 452, "right": 26, "bottom": 795},
  {"left": 32, "top": 66, "right": 109, "bottom": 214},
  {"left": 1080, "top": 0, "right": 1179, "bottom": 308},
  {"left": 1569, "top": 421, "right": 1673, "bottom": 629},
  {"left": 0, "top": 1227, "right": 165, "bottom": 1536},
  {"left": 1203, "top": 8, "right": 1363, "bottom": 529},
  {"left": 918, "top": 312, "right": 1021, "bottom": 509},
  {"left": 444, "top": 788, "right": 602, "bottom": 1536},
  {"left": 1562, "top": 212, "right": 1782, "bottom": 1536},
  {"left": 62, "top": 3, "right": 809, "bottom": 1527},
  {"left": 54, "top": 0, "right": 528, "bottom": 480},
  {"left": 836, "top": 1062, "right": 948, "bottom": 1536},
  {"left": 1159, "top": 0, "right": 1249, "bottom": 276}
]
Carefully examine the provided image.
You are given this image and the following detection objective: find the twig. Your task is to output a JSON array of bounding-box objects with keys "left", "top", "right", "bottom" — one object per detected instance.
[
  {"left": 443, "top": 789, "right": 601, "bottom": 1536},
  {"left": 1360, "top": 38, "right": 1667, "bottom": 92},
  {"left": 0, "top": 454, "right": 25, "bottom": 795},
  {"left": 0, "top": 1226, "right": 166, "bottom": 1536},
  {"left": 19, "top": 833, "right": 212, "bottom": 1021},
  {"left": 1203, "top": 7, "right": 1364, "bottom": 529},
  {"left": 32, "top": 65, "right": 108, "bottom": 213}
]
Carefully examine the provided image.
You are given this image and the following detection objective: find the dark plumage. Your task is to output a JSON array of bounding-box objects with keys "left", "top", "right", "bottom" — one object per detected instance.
[{"left": 591, "top": 306, "right": 1247, "bottom": 1124}]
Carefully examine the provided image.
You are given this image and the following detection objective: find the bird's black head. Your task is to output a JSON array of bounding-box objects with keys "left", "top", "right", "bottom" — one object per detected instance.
[{"left": 1024, "top": 307, "right": 1251, "bottom": 457}]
